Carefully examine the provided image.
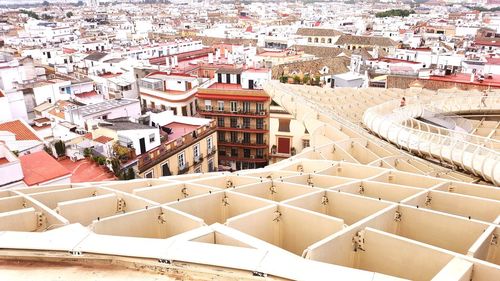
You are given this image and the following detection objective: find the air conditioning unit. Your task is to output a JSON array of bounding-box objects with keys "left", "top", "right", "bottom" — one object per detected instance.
[{"left": 250, "top": 155, "right": 255, "bottom": 159}]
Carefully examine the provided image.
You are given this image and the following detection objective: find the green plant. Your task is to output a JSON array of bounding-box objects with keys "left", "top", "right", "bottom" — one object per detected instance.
[
  {"left": 66, "top": 11, "right": 73, "bottom": 18},
  {"left": 83, "top": 148, "right": 91, "bottom": 158},
  {"left": 110, "top": 157, "right": 121, "bottom": 176},
  {"left": 19, "top": 9, "right": 39, "bottom": 20},
  {"left": 92, "top": 155, "right": 99, "bottom": 163},
  {"left": 279, "top": 76, "right": 288, "bottom": 83},
  {"left": 98, "top": 157, "right": 106, "bottom": 165},
  {"left": 126, "top": 168, "right": 135, "bottom": 180},
  {"left": 43, "top": 145, "right": 53, "bottom": 156},
  {"left": 303, "top": 74, "right": 311, "bottom": 85},
  {"left": 293, "top": 75, "right": 301, "bottom": 84},
  {"left": 54, "top": 140, "right": 66, "bottom": 157}
]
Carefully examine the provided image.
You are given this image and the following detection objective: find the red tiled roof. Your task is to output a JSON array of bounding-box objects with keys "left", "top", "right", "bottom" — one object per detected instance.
[
  {"left": 474, "top": 40, "right": 500, "bottom": 47},
  {"left": 75, "top": 90, "right": 99, "bottom": 98},
  {"left": 94, "top": 136, "right": 114, "bottom": 144},
  {"left": 0, "top": 120, "right": 41, "bottom": 141},
  {"left": 486, "top": 57, "right": 500, "bottom": 65},
  {"left": 34, "top": 117, "right": 50, "bottom": 123},
  {"left": 0, "top": 89, "right": 4, "bottom": 98},
  {"left": 63, "top": 48, "right": 77, "bottom": 54},
  {"left": 427, "top": 73, "right": 500, "bottom": 87},
  {"left": 0, "top": 157, "right": 10, "bottom": 165},
  {"left": 19, "top": 151, "right": 71, "bottom": 186}
]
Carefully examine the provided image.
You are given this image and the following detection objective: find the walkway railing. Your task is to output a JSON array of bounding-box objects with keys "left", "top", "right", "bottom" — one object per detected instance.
[{"left": 362, "top": 93, "right": 500, "bottom": 185}]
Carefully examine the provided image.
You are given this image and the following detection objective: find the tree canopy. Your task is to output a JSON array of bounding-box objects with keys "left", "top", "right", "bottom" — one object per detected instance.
[{"left": 375, "top": 9, "right": 415, "bottom": 18}]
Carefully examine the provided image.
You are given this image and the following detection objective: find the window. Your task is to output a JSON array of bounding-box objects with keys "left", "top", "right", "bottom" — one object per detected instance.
[
  {"left": 256, "top": 103, "right": 264, "bottom": 113},
  {"left": 230, "top": 131, "right": 238, "bottom": 142},
  {"left": 256, "top": 133, "right": 264, "bottom": 144},
  {"left": 231, "top": 148, "right": 238, "bottom": 157},
  {"left": 149, "top": 133, "right": 155, "bottom": 143},
  {"left": 230, "top": 117, "right": 238, "bottom": 128},
  {"left": 218, "top": 101, "right": 224, "bottom": 111},
  {"left": 243, "top": 133, "right": 250, "bottom": 143},
  {"left": 308, "top": 37, "right": 312, "bottom": 43},
  {"left": 144, "top": 171, "right": 153, "bottom": 178},
  {"left": 230, "top": 101, "right": 237, "bottom": 112},
  {"left": 278, "top": 119, "right": 290, "bottom": 132},
  {"left": 243, "top": 118, "right": 250, "bottom": 129},
  {"left": 193, "top": 143, "right": 200, "bottom": 158},
  {"left": 242, "top": 101, "right": 250, "bottom": 112},
  {"left": 207, "top": 136, "right": 213, "bottom": 151},
  {"left": 178, "top": 151, "right": 186, "bottom": 168},
  {"left": 243, "top": 149, "right": 251, "bottom": 158},
  {"left": 217, "top": 117, "right": 225, "bottom": 127},
  {"left": 256, "top": 119, "right": 264, "bottom": 129},
  {"left": 194, "top": 166, "right": 201, "bottom": 173},
  {"left": 302, "top": 139, "right": 310, "bottom": 149},
  {"left": 256, "top": 149, "right": 264, "bottom": 158},
  {"left": 161, "top": 162, "right": 171, "bottom": 176},
  {"left": 204, "top": 100, "right": 212, "bottom": 111},
  {"left": 218, "top": 131, "right": 225, "bottom": 142}
]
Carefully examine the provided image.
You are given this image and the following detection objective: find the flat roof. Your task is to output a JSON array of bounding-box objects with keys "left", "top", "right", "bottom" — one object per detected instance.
[
  {"left": 76, "top": 99, "right": 138, "bottom": 117},
  {"left": 19, "top": 151, "right": 70, "bottom": 186},
  {"left": 163, "top": 122, "right": 200, "bottom": 141}
]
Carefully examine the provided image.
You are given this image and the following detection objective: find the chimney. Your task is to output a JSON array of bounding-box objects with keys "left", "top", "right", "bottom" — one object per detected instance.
[
  {"left": 228, "top": 52, "right": 234, "bottom": 64},
  {"left": 470, "top": 72, "right": 474, "bottom": 82},
  {"left": 208, "top": 53, "right": 214, "bottom": 64},
  {"left": 215, "top": 49, "right": 220, "bottom": 61},
  {"left": 165, "top": 56, "right": 170, "bottom": 67},
  {"left": 173, "top": 56, "right": 178, "bottom": 67}
]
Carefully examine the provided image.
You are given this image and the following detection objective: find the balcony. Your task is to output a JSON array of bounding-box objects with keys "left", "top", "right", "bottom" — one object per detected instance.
[
  {"left": 178, "top": 162, "right": 190, "bottom": 175},
  {"left": 198, "top": 108, "right": 269, "bottom": 118},
  {"left": 194, "top": 153, "right": 204, "bottom": 164},
  {"left": 218, "top": 139, "right": 268, "bottom": 148},
  {"left": 218, "top": 154, "right": 268, "bottom": 163},
  {"left": 207, "top": 146, "right": 217, "bottom": 157},
  {"left": 218, "top": 124, "right": 268, "bottom": 133}
]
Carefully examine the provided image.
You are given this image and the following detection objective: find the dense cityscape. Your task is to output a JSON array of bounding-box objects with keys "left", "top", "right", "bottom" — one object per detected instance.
[{"left": 0, "top": 0, "right": 499, "bottom": 280}]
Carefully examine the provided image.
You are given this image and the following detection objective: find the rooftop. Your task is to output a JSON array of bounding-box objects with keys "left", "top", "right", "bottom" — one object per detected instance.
[
  {"left": 99, "top": 119, "right": 155, "bottom": 131},
  {"left": 0, "top": 120, "right": 41, "bottom": 141},
  {"left": 426, "top": 73, "right": 500, "bottom": 87},
  {"left": 75, "top": 99, "right": 139, "bottom": 117},
  {"left": 19, "top": 151, "right": 70, "bottom": 186},
  {"left": 162, "top": 122, "right": 199, "bottom": 141}
]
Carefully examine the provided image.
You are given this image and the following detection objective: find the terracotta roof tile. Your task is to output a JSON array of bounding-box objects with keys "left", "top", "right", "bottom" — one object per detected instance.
[
  {"left": 0, "top": 120, "right": 41, "bottom": 141},
  {"left": 19, "top": 151, "right": 70, "bottom": 186},
  {"left": 94, "top": 136, "right": 114, "bottom": 144}
]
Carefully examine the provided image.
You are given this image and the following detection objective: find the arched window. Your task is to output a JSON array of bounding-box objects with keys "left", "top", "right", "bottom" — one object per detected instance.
[
  {"left": 314, "top": 38, "right": 319, "bottom": 43},
  {"left": 308, "top": 37, "right": 312, "bottom": 43},
  {"left": 320, "top": 38, "right": 325, "bottom": 43}
]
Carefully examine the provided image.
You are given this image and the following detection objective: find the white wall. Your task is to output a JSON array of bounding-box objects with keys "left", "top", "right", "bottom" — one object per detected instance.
[{"left": 118, "top": 128, "right": 160, "bottom": 155}]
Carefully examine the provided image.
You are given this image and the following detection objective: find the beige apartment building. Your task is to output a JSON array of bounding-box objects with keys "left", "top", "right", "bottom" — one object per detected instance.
[{"left": 137, "top": 118, "right": 217, "bottom": 178}]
